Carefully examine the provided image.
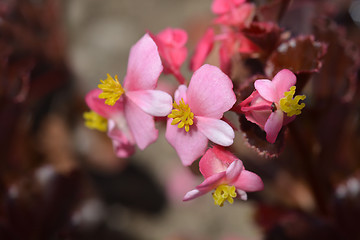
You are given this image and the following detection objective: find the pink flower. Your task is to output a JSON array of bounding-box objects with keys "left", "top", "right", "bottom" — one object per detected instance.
[
  {"left": 190, "top": 27, "right": 215, "bottom": 72},
  {"left": 211, "top": 0, "right": 246, "bottom": 15},
  {"left": 190, "top": 27, "right": 259, "bottom": 75},
  {"left": 88, "top": 34, "right": 172, "bottom": 155},
  {"left": 183, "top": 146, "right": 264, "bottom": 206},
  {"left": 212, "top": 1, "right": 255, "bottom": 27},
  {"left": 165, "top": 64, "right": 236, "bottom": 166},
  {"left": 149, "top": 28, "right": 188, "bottom": 84},
  {"left": 85, "top": 89, "right": 136, "bottom": 158},
  {"left": 240, "top": 69, "right": 306, "bottom": 143},
  {"left": 218, "top": 29, "right": 259, "bottom": 75}
]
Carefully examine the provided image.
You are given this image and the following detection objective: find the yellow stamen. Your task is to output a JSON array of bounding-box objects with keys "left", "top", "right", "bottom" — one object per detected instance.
[
  {"left": 167, "top": 98, "right": 194, "bottom": 132},
  {"left": 83, "top": 111, "right": 107, "bottom": 132},
  {"left": 98, "top": 74, "right": 125, "bottom": 106},
  {"left": 212, "top": 184, "right": 237, "bottom": 207},
  {"left": 279, "top": 86, "right": 306, "bottom": 117}
]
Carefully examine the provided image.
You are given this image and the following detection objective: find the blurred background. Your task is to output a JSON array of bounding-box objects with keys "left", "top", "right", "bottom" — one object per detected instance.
[{"left": 0, "top": 0, "right": 360, "bottom": 239}]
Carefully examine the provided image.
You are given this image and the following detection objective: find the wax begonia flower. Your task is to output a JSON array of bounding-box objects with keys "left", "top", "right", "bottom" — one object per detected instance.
[
  {"left": 183, "top": 146, "right": 264, "bottom": 206},
  {"left": 85, "top": 89, "right": 136, "bottom": 158},
  {"left": 165, "top": 64, "right": 236, "bottom": 166},
  {"left": 149, "top": 28, "right": 188, "bottom": 84},
  {"left": 240, "top": 69, "right": 306, "bottom": 143},
  {"left": 94, "top": 34, "right": 172, "bottom": 151}
]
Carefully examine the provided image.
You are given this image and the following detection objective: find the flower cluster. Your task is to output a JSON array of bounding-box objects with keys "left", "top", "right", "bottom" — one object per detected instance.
[{"left": 84, "top": 0, "right": 309, "bottom": 206}]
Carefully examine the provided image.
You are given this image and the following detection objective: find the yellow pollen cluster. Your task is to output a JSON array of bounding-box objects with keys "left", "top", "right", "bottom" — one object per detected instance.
[
  {"left": 98, "top": 74, "right": 125, "bottom": 106},
  {"left": 212, "top": 184, "right": 237, "bottom": 207},
  {"left": 167, "top": 98, "right": 194, "bottom": 132},
  {"left": 279, "top": 86, "right": 306, "bottom": 117},
  {"left": 83, "top": 111, "right": 107, "bottom": 132}
]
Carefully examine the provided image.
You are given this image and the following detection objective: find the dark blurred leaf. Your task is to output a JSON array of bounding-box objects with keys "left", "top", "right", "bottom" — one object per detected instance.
[
  {"left": 313, "top": 18, "right": 360, "bottom": 101},
  {"left": 242, "top": 21, "right": 283, "bottom": 58},
  {"left": 0, "top": 168, "right": 83, "bottom": 240},
  {"left": 265, "top": 35, "right": 327, "bottom": 91},
  {"left": 264, "top": 211, "right": 340, "bottom": 240},
  {"left": 332, "top": 172, "right": 360, "bottom": 240},
  {"left": 238, "top": 114, "right": 285, "bottom": 158},
  {"left": 88, "top": 162, "right": 167, "bottom": 214},
  {"left": 257, "top": 0, "right": 292, "bottom": 23}
]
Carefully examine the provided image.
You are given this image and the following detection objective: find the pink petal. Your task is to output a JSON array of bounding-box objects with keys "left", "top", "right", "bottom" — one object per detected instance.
[
  {"left": 199, "top": 146, "right": 238, "bottom": 178},
  {"left": 233, "top": 169, "right": 264, "bottom": 192},
  {"left": 213, "top": 3, "right": 255, "bottom": 27},
  {"left": 124, "top": 97, "right": 158, "bottom": 150},
  {"left": 107, "top": 119, "right": 135, "bottom": 158},
  {"left": 238, "top": 34, "right": 260, "bottom": 54},
  {"left": 183, "top": 172, "right": 226, "bottom": 201},
  {"left": 219, "top": 40, "right": 232, "bottom": 75},
  {"left": 242, "top": 91, "right": 272, "bottom": 129},
  {"left": 236, "top": 189, "right": 248, "bottom": 200},
  {"left": 123, "top": 34, "right": 163, "bottom": 91},
  {"left": 85, "top": 89, "right": 123, "bottom": 119},
  {"left": 225, "top": 160, "right": 243, "bottom": 182},
  {"left": 190, "top": 28, "right": 215, "bottom": 72},
  {"left": 125, "top": 90, "right": 172, "bottom": 117},
  {"left": 183, "top": 189, "right": 207, "bottom": 201},
  {"left": 264, "top": 110, "right": 284, "bottom": 144},
  {"left": 151, "top": 29, "right": 188, "bottom": 84},
  {"left": 187, "top": 64, "right": 236, "bottom": 119},
  {"left": 174, "top": 85, "right": 188, "bottom": 102},
  {"left": 254, "top": 79, "right": 277, "bottom": 102},
  {"left": 196, "top": 116, "right": 234, "bottom": 146},
  {"left": 156, "top": 28, "right": 188, "bottom": 47},
  {"left": 197, "top": 171, "right": 226, "bottom": 190},
  {"left": 211, "top": 0, "right": 246, "bottom": 14},
  {"left": 165, "top": 119, "right": 208, "bottom": 166},
  {"left": 272, "top": 69, "right": 297, "bottom": 101}
]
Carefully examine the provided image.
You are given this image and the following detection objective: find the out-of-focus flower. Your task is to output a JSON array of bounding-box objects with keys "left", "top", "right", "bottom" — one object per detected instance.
[
  {"left": 85, "top": 34, "right": 173, "bottom": 156},
  {"left": 211, "top": 0, "right": 246, "bottom": 15},
  {"left": 166, "top": 64, "right": 236, "bottom": 166},
  {"left": 213, "top": 2, "right": 255, "bottom": 27},
  {"left": 183, "top": 146, "right": 263, "bottom": 206},
  {"left": 240, "top": 69, "right": 306, "bottom": 143},
  {"left": 218, "top": 29, "right": 260, "bottom": 74},
  {"left": 190, "top": 27, "right": 215, "bottom": 72},
  {"left": 150, "top": 28, "right": 188, "bottom": 84}
]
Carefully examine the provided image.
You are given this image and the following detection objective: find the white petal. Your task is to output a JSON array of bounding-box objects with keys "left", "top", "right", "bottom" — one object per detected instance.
[
  {"left": 125, "top": 90, "right": 172, "bottom": 117},
  {"left": 196, "top": 116, "right": 235, "bottom": 146}
]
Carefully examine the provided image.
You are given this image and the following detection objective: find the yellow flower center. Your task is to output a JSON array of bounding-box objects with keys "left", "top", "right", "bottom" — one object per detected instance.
[
  {"left": 212, "top": 184, "right": 237, "bottom": 207},
  {"left": 167, "top": 98, "right": 194, "bottom": 132},
  {"left": 83, "top": 111, "right": 107, "bottom": 132},
  {"left": 279, "top": 86, "right": 306, "bottom": 117},
  {"left": 98, "top": 74, "right": 125, "bottom": 106}
]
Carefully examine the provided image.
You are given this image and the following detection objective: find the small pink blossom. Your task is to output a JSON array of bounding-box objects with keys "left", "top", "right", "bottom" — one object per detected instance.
[
  {"left": 218, "top": 29, "right": 260, "bottom": 75},
  {"left": 86, "top": 34, "right": 173, "bottom": 156},
  {"left": 149, "top": 28, "right": 188, "bottom": 84},
  {"left": 166, "top": 64, "right": 236, "bottom": 166},
  {"left": 212, "top": 1, "right": 255, "bottom": 27},
  {"left": 183, "top": 146, "right": 263, "bottom": 206},
  {"left": 211, "top": 0, "right": 246, "bottom": 15},
  {"left": 240, "top": 69, "right": 306, "bottom": 143}
]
